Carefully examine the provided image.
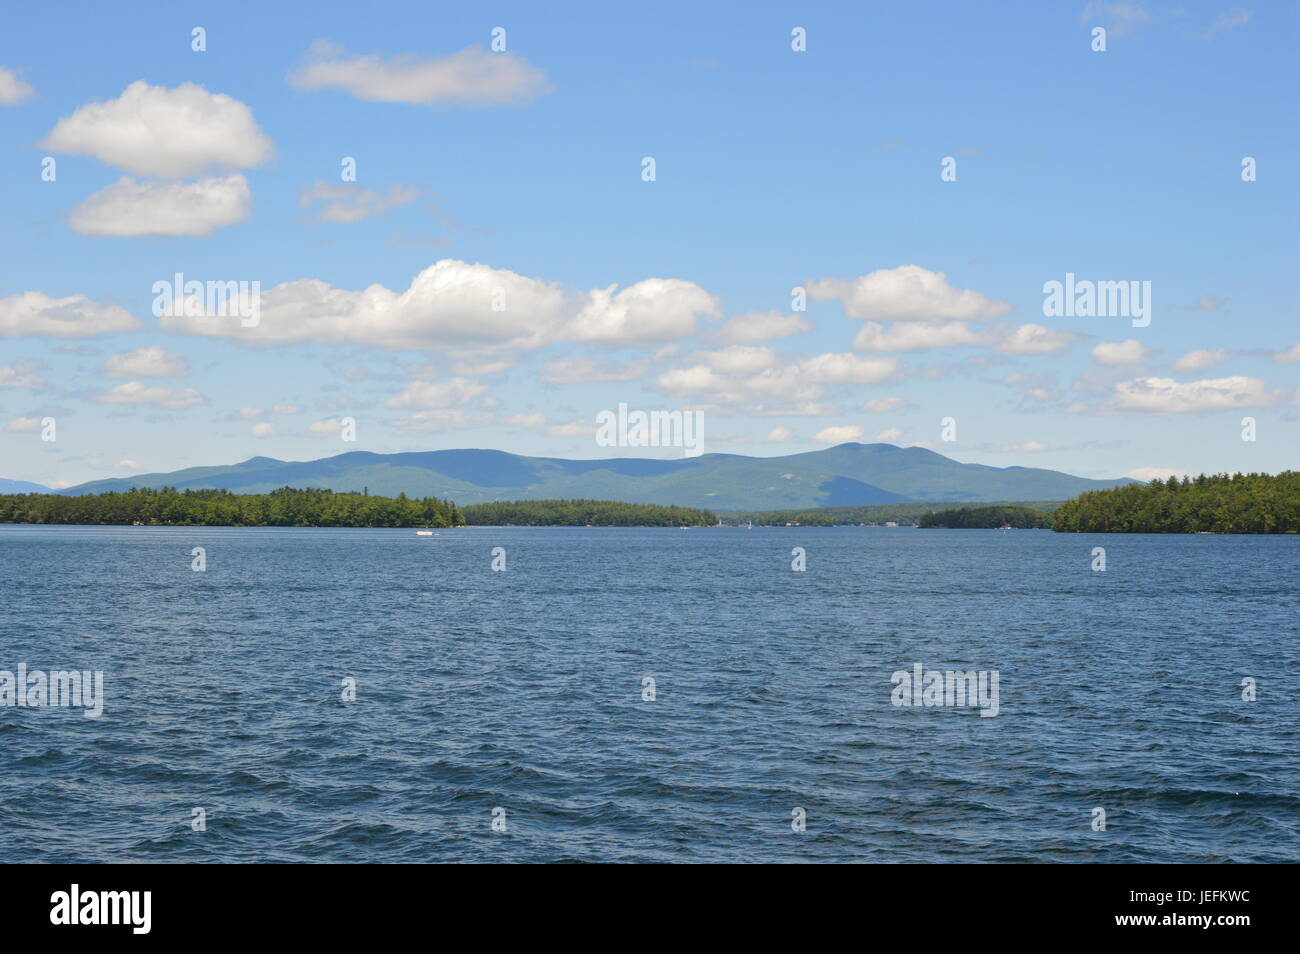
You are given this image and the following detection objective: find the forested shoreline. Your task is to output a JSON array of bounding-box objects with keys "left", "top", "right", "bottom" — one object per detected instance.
[
  {"left": 0, "top": 489, "right": 716, "bottom": 528},
  {"left": 918, "top": 505, "right": 1054, "bottom": 529},
  {"left": 4, "top": 472, "right": 1297, "bottom": 532},
  {"left": 1052, "top": 472, "right": 1300, "bottom": 533},
  {"left": 0, "top": 487, "right": 462, "bottom": 528},
  {"left": 461, "top": 499, "right": 717, "bottom": 526}
]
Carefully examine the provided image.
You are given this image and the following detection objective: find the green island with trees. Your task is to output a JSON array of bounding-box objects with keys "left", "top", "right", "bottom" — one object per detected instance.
[
  {"left": 1051, "top": 471, "right": 1300, "bottom": 533},
  {"left": 732, "top": 501, "right": 1060, "bottom": 526},
  {"left": 917, "top": 505, "right": 1054, "bottom": 529}
]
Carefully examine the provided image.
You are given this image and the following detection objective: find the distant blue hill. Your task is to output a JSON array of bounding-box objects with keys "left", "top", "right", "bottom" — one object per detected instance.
[
  {"left": 52, "top": 443, "right": 1138, "bottom": 511},
  {"left": 0, "top": 477, "right": 51, "bottom": 494}
]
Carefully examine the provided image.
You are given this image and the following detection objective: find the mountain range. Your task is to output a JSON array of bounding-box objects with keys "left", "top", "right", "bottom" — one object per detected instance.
[{"left": 6, "top": 444, "right": 1138, "bottom": 511}]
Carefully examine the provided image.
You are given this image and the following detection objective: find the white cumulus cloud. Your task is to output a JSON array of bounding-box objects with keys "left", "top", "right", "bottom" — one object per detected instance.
[
  {"left": 996, "top": 323, "right": 1077, "bottom": 356},
  {"left": 712, "top": 310, "right": 810, "bottom": 344},
  {"left": 0, "top": 67, "right": 35, "bottom": 105},
  {"left": 69, "top": 175, "right": 252, "bottom": 237},
  {"left": 1091, "top": 338, "right": 1150, "bottom": 365},
  {"left": 1173, "top": 348, "right": 1229, "bottom": 373},
  {"left": 103, "top": 346, "right": 188, "bottom": 378},
  {"left": 0, "top": 292, "right": 140, "bottom": 338},
  {"left": 1273, "top": 343, "right": 1300, "bottom": 364},
  {"left": 1113, "top": 376, "right": 1279, "bottom": 413},
  {"left": 853, "top": 320, "right": 983, "bottom": 352},
  {"left": 697, "top": 346, "right": 777, "bottom": 374},
  {"left": 565, "top": 279, "right": 720, "bottom": 345},
  {"left": 43, "top": 81, "right": 273, "bottom": 177},
  {"left": 813, "top": 425, "right": 865, "bottom": 444},
  {"left": 387, "top": 377, "right": 487, "bottom": 409},
  {"left": 93, "top": 380, "right": 204, "bottom": 409},
  {"left": 808, "top": 265, "right": 1011, "bottom": 321},
  {"left": 162, "top": 259, "right": 567, "bottom": 352}
]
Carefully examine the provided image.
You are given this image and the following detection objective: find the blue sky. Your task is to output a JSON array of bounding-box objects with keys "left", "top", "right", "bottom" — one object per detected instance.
[{"left": 1, "top": 0, "right": 1296, "bottom": 488}]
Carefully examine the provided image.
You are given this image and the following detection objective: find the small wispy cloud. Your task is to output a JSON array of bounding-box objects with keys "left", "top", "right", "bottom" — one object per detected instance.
[
  {"left": 1185, "top": 293, "right": 1227, "bottom": 312},
  {"left": 1080, "top": 2, "right": 1152, "bottom": 38},
  {"left": 298, "top": 181, "right": 424, "bottom": 224},
  {"left": 1204, "top": 7, "right": 1252, "bottom": 37}
]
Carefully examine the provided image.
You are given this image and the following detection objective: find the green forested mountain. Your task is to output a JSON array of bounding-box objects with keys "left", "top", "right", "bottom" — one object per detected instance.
[
  {"left": 0, "top": 487, "right": 462, "bottom": 528},
  {"left": 50, "top": 443, "right": 1136, "bottom": 511},
  {"left": 1052, "top": 472, "right": 1300, "bottom": 533},
  {"left": 461, "top": 499, "right": 716, "bottom": 526},
  {"left": 0, "top": 477, "right": 50, "bottom": 494},
  {"left": 917, "top": 505, "right": 1054, "bottom": 528}
]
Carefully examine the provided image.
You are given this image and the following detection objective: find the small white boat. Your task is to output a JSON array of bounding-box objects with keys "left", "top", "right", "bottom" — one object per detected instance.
[{"left": 415, "top": 530, "right": 434, "bottom": 536}]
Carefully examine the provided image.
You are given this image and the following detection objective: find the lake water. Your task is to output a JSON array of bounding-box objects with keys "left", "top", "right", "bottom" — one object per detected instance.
[{"left": 1, "top": 525, "right": 1296, "bottom": 863}]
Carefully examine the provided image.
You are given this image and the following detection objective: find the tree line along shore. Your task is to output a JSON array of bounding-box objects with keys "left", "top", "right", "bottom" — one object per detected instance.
[
  {"left": 0, "top": 487, "right": 715, "bottom": 528},
  {"left": 0, "top": 471, "right": 1296, "bottom": 532}
]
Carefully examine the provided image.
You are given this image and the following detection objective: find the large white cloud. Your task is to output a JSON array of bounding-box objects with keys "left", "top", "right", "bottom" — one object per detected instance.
[
  {"left": 288, "top": 41, "right": 550, "bottom": 107},
  {"left": 565, "top": 279, "right": 720, "bottom": 345},
  {"left": 69, "top": 174, "right": 251, "bottom": 237},
  {"left": 1113, "top": 376, "right": 1279, "bottom": 413},
  {"left": 0, "top": 291, "right": 140, "bottom": 338},
  {"left": 0, "top": 67, "right": 34, "bottom": 105},
  {"left": 808, "top": 265, "right": 1011, "bottom": 321},
  {"left": 43, "top": 81, "right": 274, "bottom": 177},
  {"left": 162, "top": 259, "right": 568, "bottom": 352},
  {"left": 160, "top": 260, "right": 721, "bottom": 352}
]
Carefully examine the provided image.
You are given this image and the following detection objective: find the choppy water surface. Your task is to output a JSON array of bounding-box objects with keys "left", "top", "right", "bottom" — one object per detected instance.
[{"left": 1, "top": 525, "right": 1296, "bottom": 863}]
